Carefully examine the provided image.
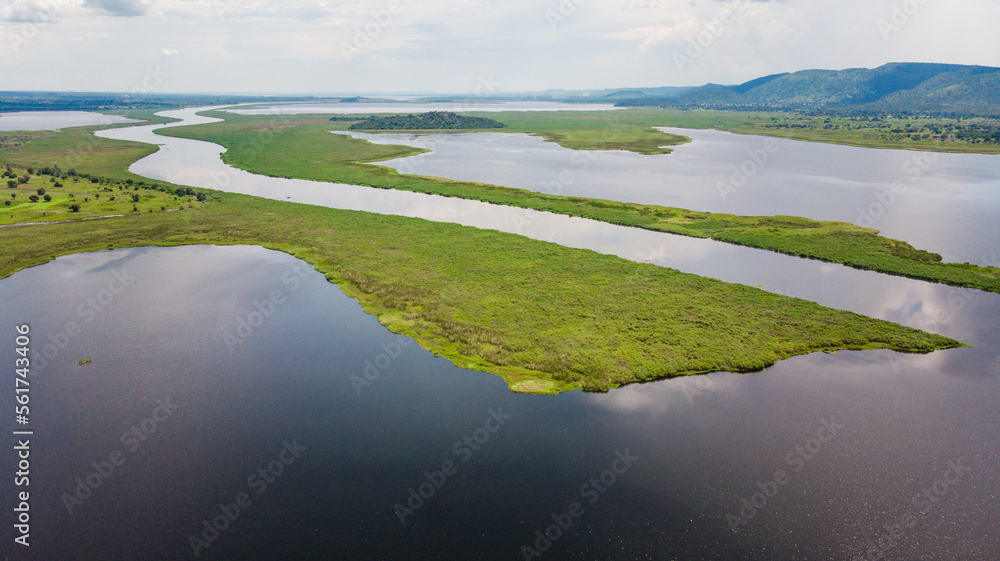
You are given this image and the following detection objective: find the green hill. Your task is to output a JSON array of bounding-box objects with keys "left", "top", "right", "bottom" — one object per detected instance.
[{"left": 617, "top": 63, "right": 1000, "bottom": 116}]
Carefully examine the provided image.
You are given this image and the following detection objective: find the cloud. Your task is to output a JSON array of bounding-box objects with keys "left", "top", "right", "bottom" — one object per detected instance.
[
  {"left": 1, "top": 0, "right": 65, "bottom": 23},
  {"left": 83, "top": 0, "right": 151, "bottom": 17},
  {"left": 161, "top": 47, "right": 179, "bottom": 56},
  {"left": 610, "top": 21, "right": 700, "bottom": 51}
]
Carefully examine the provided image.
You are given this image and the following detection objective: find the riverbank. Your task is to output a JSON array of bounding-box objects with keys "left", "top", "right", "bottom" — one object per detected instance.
[
  {"left": 0, "top": 124, "right": 963, "bottom": 394},
  {"left": 160, "top": 112, "right": 1000, "bottom": 293}
]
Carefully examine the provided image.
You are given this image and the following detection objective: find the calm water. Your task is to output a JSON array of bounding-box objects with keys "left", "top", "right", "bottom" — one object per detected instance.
[
  {"left": 3, "top": 108, "right": 998, "bottom": 559},
  {"left": 1, "top": 245, "right": 997, "bottom": 561},
  {"left": 342, "top": 128, "right": 1000, "bottom": 265},
  {"left": 223, "top": 101, "right": 621, "bottom": 115},
  {"left": 0, "top": 111, "right": 140, "bottom": 131}
]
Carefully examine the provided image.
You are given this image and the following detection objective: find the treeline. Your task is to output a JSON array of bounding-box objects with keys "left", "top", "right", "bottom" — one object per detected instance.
[
  {"left": 345, "top": 112, "right": 507, "bottom": 130},
  {"left": 4, "top": 164, "right": 209, "bottom": 201}
]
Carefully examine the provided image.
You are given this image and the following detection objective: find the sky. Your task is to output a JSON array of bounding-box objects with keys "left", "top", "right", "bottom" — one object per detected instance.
[{"left": 1, "top": 0, "right": 999, "bottom": 94}]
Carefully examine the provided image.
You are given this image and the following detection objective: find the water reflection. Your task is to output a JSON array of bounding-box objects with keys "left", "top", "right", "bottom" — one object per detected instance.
[
  {"left": 343, "top": 127, "right": 1000, "bottom": 264},
  {"left": 0, "top": 110, "right": 141, "bottom": 131},
  {"left": 0, "top": 245, "right": 996, "bottom": 560}
]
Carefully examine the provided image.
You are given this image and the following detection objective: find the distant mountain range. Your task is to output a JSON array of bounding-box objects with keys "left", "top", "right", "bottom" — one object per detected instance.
[{"left": 612, "top": 63, "right": 1000, "bottom": 117}]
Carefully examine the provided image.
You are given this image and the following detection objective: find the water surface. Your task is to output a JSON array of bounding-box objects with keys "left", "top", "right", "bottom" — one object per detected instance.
[
  {"left": 0, "top": 111, "right": 140, "bottom": 131},
  {"left": 0, "top": 245, "right": 997, "bottom": 561},
  {"left": 342, "top": 127, "right": 1000, "bottom": 264}
]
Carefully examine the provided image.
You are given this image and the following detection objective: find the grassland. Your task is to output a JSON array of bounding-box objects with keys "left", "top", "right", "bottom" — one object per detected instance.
[
  {"left": 0, "top": 122, "right": 963, "bottom": 394},
  {"left": 598, "top": 108, "right": 1000, "bottom": 154},
  {"left": 159, "top": 111, "right": 1000, "bottom": 293}
]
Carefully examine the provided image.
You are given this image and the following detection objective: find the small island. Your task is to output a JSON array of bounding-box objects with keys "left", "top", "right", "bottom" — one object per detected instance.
[{"left": 345, "top": 111, "right": 507, "bottom": 130}]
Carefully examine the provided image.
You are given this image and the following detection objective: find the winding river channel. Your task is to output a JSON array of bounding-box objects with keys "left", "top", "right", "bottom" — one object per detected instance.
[{"left": 1, "top": 107, "right": 997, "bottom": 560}]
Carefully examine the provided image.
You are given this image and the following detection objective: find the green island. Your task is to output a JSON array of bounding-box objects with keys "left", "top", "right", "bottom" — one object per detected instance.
[
  {"left": 157, "top": 110, "right": 1000, "bottom": 293},
  {"left": 345, "top": 111, "right": 507, "bottom": 130},
  {"left": 0, "top": 119, "right": 963, "bottom": 394}
]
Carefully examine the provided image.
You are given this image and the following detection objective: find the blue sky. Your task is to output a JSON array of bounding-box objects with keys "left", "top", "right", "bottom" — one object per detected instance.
[{"left": 1, "top": 0, "right": 998, "bottom": 94}]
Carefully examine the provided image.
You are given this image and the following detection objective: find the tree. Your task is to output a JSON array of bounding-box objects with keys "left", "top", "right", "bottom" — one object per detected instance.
[
  {"left": 36, "top": 187, "right": 45, "bottom": 196},
  {"left": 69, "top": 204, "right": 81, "bottom": 212},
  {"left": 17, "top": 176, "right": 29, "bottom": 184},
  {"left": 6, "top": 180, "right": 15, "bottom": 188},
  {"left": 43, "top": 194, "right": 52, "bottom": 202},
  {"left": 29, "top": 195, "right": 39, "bottom": 202},
  {"left": 131, "top": 193, "right": 140, "bottom": 202}
]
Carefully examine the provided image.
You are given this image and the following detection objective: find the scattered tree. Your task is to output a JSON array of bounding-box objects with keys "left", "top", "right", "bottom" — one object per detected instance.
[
  {"left": 28, "top": 195, "right": 39, "bottom": 202},
  {"left": 69, "top": 203, "right": 81, "bottom": 212},
  {"left": 43, "top": 194, "right": 51, "bottom": 202}
]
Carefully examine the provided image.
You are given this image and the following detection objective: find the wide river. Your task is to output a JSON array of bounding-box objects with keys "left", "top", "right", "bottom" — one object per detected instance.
[
  {"left": 1, "top": 107, "right": 997, "bottom": 560},
  {"left": 341, "top": 128, "right": 1000, "bottom": 265}
]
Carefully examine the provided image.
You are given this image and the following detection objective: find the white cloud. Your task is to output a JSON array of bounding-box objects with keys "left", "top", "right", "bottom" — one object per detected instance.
[{"left": 1, "top": 0, "right": 998, "bottom": 93}]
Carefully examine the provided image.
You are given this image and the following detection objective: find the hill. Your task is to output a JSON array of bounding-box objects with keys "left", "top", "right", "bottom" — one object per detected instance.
[{"left": 616, "top": 63, "right": 1000, "bottom": 116}]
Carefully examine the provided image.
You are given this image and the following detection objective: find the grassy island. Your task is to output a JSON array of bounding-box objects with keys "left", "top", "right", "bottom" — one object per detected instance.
[
  {"left": 160, "top": 111, "right": 1000, "bottom": 293},
  {"left": 0, "top": 120, "right": 964, "bottom": 394}
]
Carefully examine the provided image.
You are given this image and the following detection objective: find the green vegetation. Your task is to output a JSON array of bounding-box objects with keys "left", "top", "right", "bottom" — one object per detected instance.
[
  {"left": 345, "top": 111, "right": 507, "bottom": 130},
  {"left": 493, "top": 110, "right": 690, "bottom": 154},
  {"left": 627, "top": 109, "right": 1000, "bottom": 154},
  {"left": 0, "top": 120, "right": 963, "bottom": 394},
  {"left": 159, "top": 112, "right": 1000, "bottom": 293},
  {"left": 77, "top": 358, "right": 92, "bottom": 366},
  {"left": 0, "top": 164, "right": 214, "bottom": 225}
]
